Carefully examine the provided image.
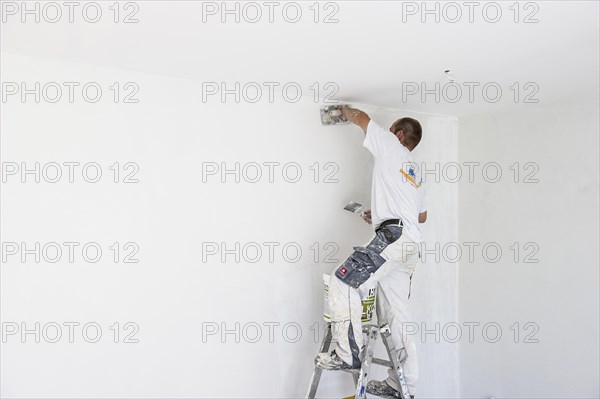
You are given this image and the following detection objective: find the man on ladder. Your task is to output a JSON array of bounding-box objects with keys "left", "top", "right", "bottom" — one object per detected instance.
[{"left": 315, "top": 106, "right": 427, "bottom": 399}]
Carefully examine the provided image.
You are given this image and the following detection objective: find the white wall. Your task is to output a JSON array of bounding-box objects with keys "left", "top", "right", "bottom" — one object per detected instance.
[
  {"left": 457, "top": 96, "right": 600, "bottom": 398},
  {"left": 5, "top": 50, "right": 597, "bottom": 399},
  {"left": 1, "top": 53, "right": 459, "bottom": 398}
]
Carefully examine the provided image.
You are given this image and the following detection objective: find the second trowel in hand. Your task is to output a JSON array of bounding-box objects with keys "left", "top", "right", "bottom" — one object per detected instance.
[
  {"left": 344, "top": 201, "right": 365, "bottom": 217},
  {"left": 344, "top": 201, "right": 372, "bottom": 224}
]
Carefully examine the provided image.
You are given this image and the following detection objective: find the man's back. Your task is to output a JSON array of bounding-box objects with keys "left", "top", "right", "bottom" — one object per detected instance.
[{"left": 363, "top": 120, "right": 425, "bottom": 243}]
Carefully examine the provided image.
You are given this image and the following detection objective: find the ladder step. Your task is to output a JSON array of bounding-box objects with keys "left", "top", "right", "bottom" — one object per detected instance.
[
  {"left": 371, "top": 357, "right": 392, "bottom": 368},
  {"left": 340, "top": 369, "right": 360, "bottom": 374}
]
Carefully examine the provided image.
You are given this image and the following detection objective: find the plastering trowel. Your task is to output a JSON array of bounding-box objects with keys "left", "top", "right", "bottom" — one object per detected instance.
[{"left": 320, "top": 104, "right": 350, "bottom": 125}]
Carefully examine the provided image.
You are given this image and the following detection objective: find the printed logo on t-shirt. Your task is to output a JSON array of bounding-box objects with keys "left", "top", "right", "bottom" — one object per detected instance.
[{"left": 400, "top": 161, "right": 422, "bottom": 189}]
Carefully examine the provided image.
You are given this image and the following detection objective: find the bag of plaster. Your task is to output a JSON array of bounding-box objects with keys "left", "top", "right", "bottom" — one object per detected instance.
[{"left": 322, "top": 274, "right": 376, "bottom": 323}]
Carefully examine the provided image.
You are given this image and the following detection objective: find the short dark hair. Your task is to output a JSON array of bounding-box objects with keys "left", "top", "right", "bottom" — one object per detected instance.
[{"left": 393, "top": 117, "right": 422, "bottom": 150}]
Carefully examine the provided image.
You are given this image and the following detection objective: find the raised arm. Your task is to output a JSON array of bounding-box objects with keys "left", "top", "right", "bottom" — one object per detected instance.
[{"left": 341, "top": 105, "right": 371, "bottom": 134}]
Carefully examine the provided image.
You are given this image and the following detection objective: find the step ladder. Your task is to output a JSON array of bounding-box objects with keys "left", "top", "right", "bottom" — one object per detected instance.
[{"left": 306, "top": 322, "right": 411, "bottom": 399}]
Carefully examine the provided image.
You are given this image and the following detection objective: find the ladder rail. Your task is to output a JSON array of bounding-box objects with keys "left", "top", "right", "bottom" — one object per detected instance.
[
  {"left": 354, "top": 325, "right": 378, "bottom": 399},
  {"left": 305, "top": 323, "right": 333, "bottom": 399},
  {"left": 380, "top": 325, "right": 411, "bottom": 399}
]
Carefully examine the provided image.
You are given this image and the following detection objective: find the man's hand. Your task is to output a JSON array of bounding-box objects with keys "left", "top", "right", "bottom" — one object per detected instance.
[
  {"left": 362, "top": 210, "right": 372, "bottom": 224},
  {"left": 341, "top": 105, "right": 370, "bottom": 134}
]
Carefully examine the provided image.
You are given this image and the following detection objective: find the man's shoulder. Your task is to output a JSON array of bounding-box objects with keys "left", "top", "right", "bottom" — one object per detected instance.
[{"left": 366, "top": 119, "right": 386, "bottom": 135}]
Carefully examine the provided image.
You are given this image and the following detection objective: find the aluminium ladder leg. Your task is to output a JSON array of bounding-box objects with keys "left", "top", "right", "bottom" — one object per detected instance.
[
  {"left": 306, "top": 323, "right": 378, "bottom": 399},
  {"left": 306, "top": 323, "right": 333, "bottom": 399},
  {"left": 379, "top": 324, "right": 411, "bottom": 399},
  {"left": 353, "top": 325, "right": 379, "bottom": 399}
]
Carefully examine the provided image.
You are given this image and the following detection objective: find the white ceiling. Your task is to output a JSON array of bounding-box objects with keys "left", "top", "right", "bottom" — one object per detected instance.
[{"left": 2, "top": 1, "right": 599, "bottom": 116}]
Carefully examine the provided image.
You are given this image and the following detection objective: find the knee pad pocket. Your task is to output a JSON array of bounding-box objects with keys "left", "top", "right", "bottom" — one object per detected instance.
[
  {"left": 334, "top": 225, "right": 403, "bottom": 289},
  {"left": 334, "top": 247, "right": 386, "bottom": 288}
]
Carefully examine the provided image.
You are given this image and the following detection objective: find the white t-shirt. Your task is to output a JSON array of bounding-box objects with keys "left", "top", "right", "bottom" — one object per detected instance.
[{"left": 363, "top": 119, "right": 426, "bottom": 243}]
